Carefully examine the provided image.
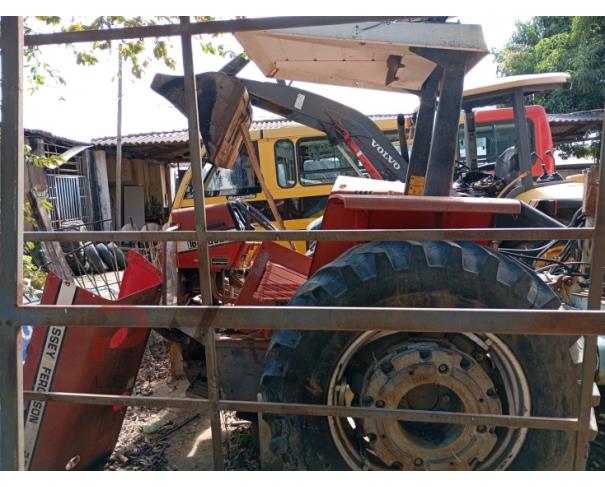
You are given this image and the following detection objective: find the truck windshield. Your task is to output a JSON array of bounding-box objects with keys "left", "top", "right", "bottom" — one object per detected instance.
[{"left": 183, "top": 144, "right": 261, "bottom": 199}]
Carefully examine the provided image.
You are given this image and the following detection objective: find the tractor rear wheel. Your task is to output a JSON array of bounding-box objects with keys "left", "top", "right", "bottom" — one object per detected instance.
[{"left": 261, "top": 240, "right": 580, "bottom": 470}]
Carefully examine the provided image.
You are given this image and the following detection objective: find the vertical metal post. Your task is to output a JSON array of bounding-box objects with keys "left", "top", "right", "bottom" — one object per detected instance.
[
  {"left": 423, "top": 63, "right": 465, "bottom": 197},
  {"left": 396, "top": 114, "right": 410, "bottom": 165},
  {"left": 179, "top": 16, "right": 224, "bottom": 470},
  {"left": 512, "top": 89, "right": 533, "bottom": 190},
  {"left": 573, "top": 111, "right": 605, "bottom": 469},
  {"left": 463, "top": 109, "right": 478, "bottom": 170},
  {"left": 0, "top": 15, "right": 25, "bottom": 471},
  {"left": 405, "top": 66, "right": 441, "bottom": 195},
  {"left": 115, "top": 45, "right": 123, "bottom": 230}
]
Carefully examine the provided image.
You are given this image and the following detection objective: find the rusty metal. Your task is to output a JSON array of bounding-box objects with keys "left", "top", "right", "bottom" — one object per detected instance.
[
  {"left": 23, "top": 227, "right": 596, "bottom": 243},
  {"left": 1, "top": 15, "right": 604, "bottom": 471},
  {"left": 179, "top": 16, "right": 224, "bottom": 470},
  {"left": 0, "top": 16, "right": 25, "bottom": 471},
  {"left": 9, "top": 305, "right": 605, "bottom": 335},
  {"left": 22, "top": 391, "right": 579, "bottom": 432},
  {"left": 24, "top": 17, "right": 410, "bottom": 47},
  {"left": 573, "top": 110, "right": 605, "bottom": 469}
]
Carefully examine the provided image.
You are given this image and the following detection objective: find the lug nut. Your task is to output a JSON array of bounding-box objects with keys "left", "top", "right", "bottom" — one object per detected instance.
[
  {"left": 441, "top": 394, "right": 451, "bottom": 405},
  {"left": 375, "top": 400, "right": 386, "bottom": 408},
  {"left": 419, "top": 349, "right": 432, "bottom": 360},
  {"left": 380, "top": 362, "right": 394, "bottom": 374},
  {"left": 362, "top": 396, "right": 374, "bottom": 407},
  {"left": 438, "top": 363, "right": 449, "bottom": 374},
  {"left": 473, "top": 351, "right": 485, "bottom": 362},
  {"left": 414, "top": 458, "right": 424, "bottom": 467}
]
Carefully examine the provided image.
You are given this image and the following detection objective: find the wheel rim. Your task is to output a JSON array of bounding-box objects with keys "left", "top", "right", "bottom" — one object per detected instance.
[{"left": 327, "top": 331, "right": 530, "bottom": 470}]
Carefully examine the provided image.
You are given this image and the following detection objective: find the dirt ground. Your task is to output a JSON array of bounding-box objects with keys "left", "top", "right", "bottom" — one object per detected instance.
[
  {"left": 104, "top": 333, "right": 605, "bottom": 471},
  {"left": 103, "top": 334, "right": 259, "bottom": 471}
]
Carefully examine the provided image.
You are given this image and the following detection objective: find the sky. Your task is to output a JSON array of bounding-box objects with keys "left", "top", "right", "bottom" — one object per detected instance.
[{"left": 21, "top": 16, "right": 530, "bottom": 143}]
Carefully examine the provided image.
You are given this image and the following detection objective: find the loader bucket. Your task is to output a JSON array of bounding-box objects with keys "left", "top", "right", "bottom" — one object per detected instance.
[
  {"left": 151, "top": 72, "right": 252, "bottom": 169},
  {"left": 22, "top": 251, "right": 162, "bottom": 470}
]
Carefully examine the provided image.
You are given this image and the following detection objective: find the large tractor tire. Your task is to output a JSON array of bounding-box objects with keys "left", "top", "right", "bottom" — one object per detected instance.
[{"left": 261, "top": 240, "right": 581, "bottom": 470}]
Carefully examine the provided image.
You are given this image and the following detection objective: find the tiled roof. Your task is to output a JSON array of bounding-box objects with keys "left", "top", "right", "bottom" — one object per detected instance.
[
  {"left": 91, "top": 114, "right": 400, "bottom": 147},
  {"left": 23, "top": 128, "right": 88, "bottom": 147}
]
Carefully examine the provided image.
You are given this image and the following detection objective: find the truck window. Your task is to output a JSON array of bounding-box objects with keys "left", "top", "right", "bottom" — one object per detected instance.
[
  {"left": 275, "top": 139, "right": 297, "bottom": 188},
  {"left": 298, "top": 137, "right": 359, "bottom": 186},
  {"left": 458, "top": 120, "right": 535, "bottom": 166},
  {"left": 183, "top": 143, "right": 261, "bottom": 199}
]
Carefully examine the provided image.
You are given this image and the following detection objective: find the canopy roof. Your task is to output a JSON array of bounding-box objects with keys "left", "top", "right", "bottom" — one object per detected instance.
[
  {"left": 235, "top": 20, "right": 488, "bottom": 94},
  {"left": 462, "top": 73, "right": 571, "bottom": 109}
]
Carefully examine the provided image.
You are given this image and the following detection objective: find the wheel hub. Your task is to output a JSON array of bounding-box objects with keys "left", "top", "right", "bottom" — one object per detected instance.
[{"left": 360, "top": 343, "right": 502, "bottom": 470}]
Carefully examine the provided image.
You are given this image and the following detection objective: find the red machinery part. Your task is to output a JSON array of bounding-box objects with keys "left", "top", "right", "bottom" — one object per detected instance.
[{"left": 22, "top": 251, "right": 162, "bottom": 470}]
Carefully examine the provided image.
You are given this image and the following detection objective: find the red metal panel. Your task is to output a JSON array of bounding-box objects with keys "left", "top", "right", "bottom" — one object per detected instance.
[
  {"left": 171, "top": 203, "right": 236, "bottom": 231},
  {"left": 176, "top": 242, "right": 251, "bottom": 272},
  {"left": 337, "top": 194, "right": 522, "bottom": 214},
  {"left": 252, "top": 261, "right": 308, "bottom": 303},
  {"left": 236, "top": 241, "right": 311, "bottom": 306},
  {"left": 22, "top": 251, "right": 162, "bottom": 470},
  {"left": 310, "top": 193, "right": 511, "bottom": 276}
]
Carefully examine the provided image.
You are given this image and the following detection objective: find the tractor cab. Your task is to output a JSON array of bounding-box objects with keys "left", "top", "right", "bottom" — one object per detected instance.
[{"left": 456, "top": 73, "right": 575, "bottom": 198}]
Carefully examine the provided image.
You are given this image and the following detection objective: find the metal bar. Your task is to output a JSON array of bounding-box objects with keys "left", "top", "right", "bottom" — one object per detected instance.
[
  {"left": 22, "top": 391, "right": 579, "bottom": 432},
  {"left": 23, "top": 391, "right": 210, "bottom": 409},
  {"left": 0, "top": 16, "right": 25, "bottom": 471},
  {"left": 24, "top": 17, "right": 409, "bottom": 47},
  {"left": 239, "top": 125, "right": 289, "bottom": 235},
  {"left": 179, "top": 16, "right": 223, "bottom": 470},
  {"left": 12, "top": 305, "right": 605, "bottom": 335},
  {"left": 23, "top": 227, "right": 596, "bottom": 242},
  {"left": 512, "top": 89, "right": 534, "bottom": 190},
  {"left": 405, "top": 66, "right": 441, "bottom": 195},
  {"left": 464, "top": 109, "right": 478, "bottom": 170},
  {"left": 573, "top": 108, "right": 605, "bottom": 469},
  {"left": 115, "top": 46, "right": 123, "bottom": 230},
  {"left": 424, "top": 62, "right": 466, "bottom": 196},
  {"left": 396, "top": 114, "right": 410, "bottom": 165}
]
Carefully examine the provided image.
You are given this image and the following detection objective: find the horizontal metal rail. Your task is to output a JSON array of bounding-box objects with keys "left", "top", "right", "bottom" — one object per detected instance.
[
  {"left": 24, "top": 16, "right": 408, "bottom": 47},
  {"left": 23, "top": 227, "right": 596, "bottom": 242},
  {"left": 9, "top": 305, "right": 605, "bottom": 336},
  {"left": 22, "top": 391, "right": 580, "bottom": 432},
  {"left": 2, "top": 15, "right": 602, "bottom": 471}
]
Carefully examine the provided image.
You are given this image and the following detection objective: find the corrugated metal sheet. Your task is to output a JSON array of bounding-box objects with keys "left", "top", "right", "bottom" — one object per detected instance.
[
  {"left": 91, "top": 114, "right": 400, "bottom": 148},
  {"left": 548, "top": 110, "right": 603, "bottom": 125},
  {"left": 548, "top": 110, "right": 603, "bottom": 145}
]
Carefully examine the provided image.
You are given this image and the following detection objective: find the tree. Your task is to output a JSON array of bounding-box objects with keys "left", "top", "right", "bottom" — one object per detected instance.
[
  {"left": 5, "top": 17, "right": 229, "bottom": 293},
  {"left": 495, "top": 16, "right": 604, "bottom": 158},
  {"left": 24, "top": 16, "right": 232, "bottom": 91}
]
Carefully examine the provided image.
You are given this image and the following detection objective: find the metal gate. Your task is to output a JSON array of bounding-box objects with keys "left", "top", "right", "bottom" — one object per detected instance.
[
  {"left": 46, "top": 174, "right": 90, "bottom": 229},
  {"left": 1, "top": 16, "right": 605, "bottom": 472}
]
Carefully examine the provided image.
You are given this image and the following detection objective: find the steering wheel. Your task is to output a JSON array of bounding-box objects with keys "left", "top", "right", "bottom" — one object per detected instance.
[{"left": 229, "top": 199, "right": 277, "bottom": 231}]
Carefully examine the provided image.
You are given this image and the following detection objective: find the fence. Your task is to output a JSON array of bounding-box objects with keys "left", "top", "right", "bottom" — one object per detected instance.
[{"left": 1, "top": 16, "right": 605, "bottom": 471}]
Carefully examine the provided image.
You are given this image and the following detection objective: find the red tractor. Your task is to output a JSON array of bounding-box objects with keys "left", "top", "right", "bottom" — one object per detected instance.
[{"left": 156, "top": 19, "right": 586, "bottom": 470}]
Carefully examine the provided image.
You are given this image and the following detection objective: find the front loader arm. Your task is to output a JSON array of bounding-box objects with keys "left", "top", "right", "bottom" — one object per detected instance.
[
  {"left": 151, "top": 67, "right": 408, "bottom": 182},
  {"left": 239, "top": 78, "right": 408, "bottom": 182}
]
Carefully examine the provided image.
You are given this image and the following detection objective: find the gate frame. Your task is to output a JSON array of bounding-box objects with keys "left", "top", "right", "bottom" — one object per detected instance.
[{"left": 1, "top": 15, "right": 604, "bottom": 471}]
